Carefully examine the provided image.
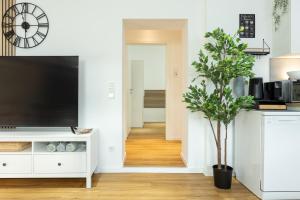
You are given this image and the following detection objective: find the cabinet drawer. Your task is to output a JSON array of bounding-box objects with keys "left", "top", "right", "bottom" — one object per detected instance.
[
  {"left": 34, "top": 154, "right": 86, "bottom": 174},
  {"left": 0, "top": 155, "right": 32, "bottom": 174}
]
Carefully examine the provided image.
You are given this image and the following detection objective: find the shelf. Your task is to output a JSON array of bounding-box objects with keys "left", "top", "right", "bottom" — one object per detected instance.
[
  {"left": 244, "top": 48, "right": 270, "bottom": 56},
  {"left": 244, "top": 39, "right": 270, "bottom": 56},
  {"left": 34, "top": 142, "right": 86, "bottom": 154},
  {"left": 0, "top": 146, "right": 32, "bottom": 154},
  {"left": 34, "top": 151, "right": 86, "bottom": 155}
]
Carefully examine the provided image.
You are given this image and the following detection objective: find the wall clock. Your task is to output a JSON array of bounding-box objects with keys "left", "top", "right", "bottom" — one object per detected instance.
[{"left": 2, "top": 2, "right": 49, "bottom": 48}]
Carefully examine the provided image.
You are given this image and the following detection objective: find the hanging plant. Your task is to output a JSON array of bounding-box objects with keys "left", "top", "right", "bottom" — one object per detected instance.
[{"left": 273, "top": 0, "right": 289, "bottom": 31}]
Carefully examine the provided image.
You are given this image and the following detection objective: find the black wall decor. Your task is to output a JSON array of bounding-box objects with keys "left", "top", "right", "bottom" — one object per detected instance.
[
  {"left": 239, "top": 14, "right": 255, "bottom": 38},
  {"left": 2, "top": 2, "right": 49, "bottom": 48}
]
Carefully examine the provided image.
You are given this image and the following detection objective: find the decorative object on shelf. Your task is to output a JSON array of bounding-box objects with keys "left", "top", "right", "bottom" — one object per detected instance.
[
  {"left": 244, "top": 39, "right": 270, "bottom": 56},
  {"left": 77, "top": 143, "right": 87, "bottom": 152},
  {"left": 183, "top": 28, "right": 255, "bottom": 189},
  {"left": 46, "top": 142, "right": 58, "bottom": 152},
  {"left": 75, "top": 128, "right": 93, "bottom": 135},
  {"left": 66, "top": 142, "right": 78, "bottom": 152},
  {"left": 239, "top": 14, "right": 255, "bottom": 38},
  {"left": 273, "top": 0, "right": 289, "bottom": 31},
  {"left": 56, "top": 142, "right": 66, "bottom": 152},
  {"left": 287, "top": 71, "right": 300, "bottom": 80},
  {"left": 2, "top": 2, "right": 49, "bottom": 48}
]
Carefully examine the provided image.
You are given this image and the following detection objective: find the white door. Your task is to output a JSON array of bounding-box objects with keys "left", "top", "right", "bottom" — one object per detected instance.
[
  {"left": 262, "top": 115, "right": 300, "bottom": 191},
  {"left": 130, "top": 60, "right": 144, "bottom": 128}
]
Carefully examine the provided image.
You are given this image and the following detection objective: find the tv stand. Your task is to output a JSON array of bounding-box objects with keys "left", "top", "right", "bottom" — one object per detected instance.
[{"left": 0, "top": 130, "right": 98, "bottom": 188}]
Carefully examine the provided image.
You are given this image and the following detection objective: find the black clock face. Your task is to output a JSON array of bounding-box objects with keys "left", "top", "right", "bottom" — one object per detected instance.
[{"left": 2, "top": 2, "right": 49, "bottom": 48}]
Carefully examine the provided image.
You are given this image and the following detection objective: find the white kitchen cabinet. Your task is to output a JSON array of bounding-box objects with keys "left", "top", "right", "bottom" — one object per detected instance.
[{"left": 235, "top": 110, "right": 300, "bottom": 199}]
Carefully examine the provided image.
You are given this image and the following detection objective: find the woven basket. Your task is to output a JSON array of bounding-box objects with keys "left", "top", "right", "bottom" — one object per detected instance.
[{"left": 0, "top": 142, "right": 31, "bottom": 152}]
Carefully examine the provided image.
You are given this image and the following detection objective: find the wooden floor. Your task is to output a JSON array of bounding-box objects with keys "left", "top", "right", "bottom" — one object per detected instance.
[
  {"left": 125, "top": 123, "right": 185, "bottom": 167},
  {"left": 0, "top": 174, "right": 258, "bottom": 200}
]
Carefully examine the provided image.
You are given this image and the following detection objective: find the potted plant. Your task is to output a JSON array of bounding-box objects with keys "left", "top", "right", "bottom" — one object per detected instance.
[{"left": 183, "top": 28, "right": 255, "bottom": 189}]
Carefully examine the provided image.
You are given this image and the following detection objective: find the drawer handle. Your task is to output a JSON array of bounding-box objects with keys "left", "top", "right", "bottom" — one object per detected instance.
[
  {"left": 2, "top": 163, "right": 7, "bottom": 167},
  {"left": 58, "top": 162, "right": 62, "bottom": 166}
]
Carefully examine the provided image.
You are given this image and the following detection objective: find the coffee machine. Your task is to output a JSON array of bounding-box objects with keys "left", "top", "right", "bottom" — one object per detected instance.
[{"left": 249, "top": 77, "right": 264, "bottom": 100}]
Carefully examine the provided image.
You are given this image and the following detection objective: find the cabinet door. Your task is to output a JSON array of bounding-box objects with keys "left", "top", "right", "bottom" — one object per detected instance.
[
  {"left": 262, "top": 116, "right": 300, "bottom": 191},
  {"left": 34, "top": 154, "right": 86, "bottom": 174},
  {"left": 0, "top": 155, "right": 32, "bottom": 174}
]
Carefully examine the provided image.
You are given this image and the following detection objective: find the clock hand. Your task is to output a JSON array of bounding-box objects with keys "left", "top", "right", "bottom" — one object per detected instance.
[{"left": 21, "top": 13, "right": 25, "bottom": 22}]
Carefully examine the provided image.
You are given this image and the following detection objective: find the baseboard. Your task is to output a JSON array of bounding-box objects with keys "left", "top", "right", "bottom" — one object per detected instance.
[
  {"left": 180, "top": 152, "right": 187, "bottom": 166},
  {"left": 165, "top": 137, "right": 181, "bottom": 141},
  {"left": 126, "top": 128, "right": 131, "bottom": 139},
  {"left": 123, "top": 151, "right": 127, "bottom": 164},
  {"left": 96, "top": 167, "right": 203, "bottom": 173},
  {"left": 204, "top": 165, "right": 213, "bottom": 176}
]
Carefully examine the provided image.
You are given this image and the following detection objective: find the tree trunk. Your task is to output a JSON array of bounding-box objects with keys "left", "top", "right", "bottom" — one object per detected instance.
[
  {"left": 217, "top": 121, "right": 222, "bottom": 169},
  {"left": 224, "top": 126, "right": 228, "bottom": 171}
]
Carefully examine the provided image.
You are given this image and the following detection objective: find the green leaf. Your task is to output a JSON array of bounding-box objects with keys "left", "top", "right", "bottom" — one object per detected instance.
[{"left": 183, "top": 28, "right": 255, "bottom": 126}]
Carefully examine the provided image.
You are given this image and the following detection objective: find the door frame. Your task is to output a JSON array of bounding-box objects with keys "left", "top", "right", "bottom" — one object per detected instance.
[{"left": 122, "top": 19, "right": 188, "bottom": 167}]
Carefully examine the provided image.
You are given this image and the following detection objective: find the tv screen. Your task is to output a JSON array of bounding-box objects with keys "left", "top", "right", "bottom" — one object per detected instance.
[{"left": 0, "top": 56, "right": 78, "bottom": 127}]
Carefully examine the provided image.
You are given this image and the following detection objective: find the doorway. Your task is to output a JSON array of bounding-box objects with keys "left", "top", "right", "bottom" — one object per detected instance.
[{"left": 123, "top": 19, "right": 188, "bottom": 167}]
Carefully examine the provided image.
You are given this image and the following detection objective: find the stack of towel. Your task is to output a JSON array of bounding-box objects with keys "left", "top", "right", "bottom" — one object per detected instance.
[
  {"left": 46, "top": 142, "right": 86, "bottom": 152},
  {"left": 46, "top": 142, "right": 58, "bottom": 152}
]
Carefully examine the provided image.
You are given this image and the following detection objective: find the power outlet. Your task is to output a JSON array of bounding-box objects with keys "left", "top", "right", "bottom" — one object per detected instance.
[{"left": 108, "top": 82, "right": 115, "bottom": 99}]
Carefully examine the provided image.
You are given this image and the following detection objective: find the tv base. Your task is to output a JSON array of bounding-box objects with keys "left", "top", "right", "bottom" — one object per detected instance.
[
  {"left": 0, "top": 130, "right": 98, "bottom": 188},
  {"left": 70, "top": 126, "right": 76, "bottom": 134}
]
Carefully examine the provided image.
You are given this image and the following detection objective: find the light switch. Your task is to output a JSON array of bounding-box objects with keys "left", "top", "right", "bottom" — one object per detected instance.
[{"left": 108, "top": 82, "right": 115, "bottom": 99}]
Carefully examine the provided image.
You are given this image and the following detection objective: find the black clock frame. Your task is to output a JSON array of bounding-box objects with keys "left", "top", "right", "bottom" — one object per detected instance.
[{"left": 2, "top": 2, "right": 49, "bottom": 49}]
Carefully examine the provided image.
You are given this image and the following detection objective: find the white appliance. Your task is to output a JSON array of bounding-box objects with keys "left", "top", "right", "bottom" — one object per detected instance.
[{"left": 235, "top": 110, "right": 300, "bottom": 199}]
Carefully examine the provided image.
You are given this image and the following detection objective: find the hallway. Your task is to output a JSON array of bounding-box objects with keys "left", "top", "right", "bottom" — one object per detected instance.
[{"left": 124, "top": 123, "right": 185, "bottom": 167}]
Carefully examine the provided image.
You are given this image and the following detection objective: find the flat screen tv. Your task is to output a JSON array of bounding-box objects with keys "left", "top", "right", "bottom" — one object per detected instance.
[{"left": 0, "top": 56, "right": 78, "bottom": 127}]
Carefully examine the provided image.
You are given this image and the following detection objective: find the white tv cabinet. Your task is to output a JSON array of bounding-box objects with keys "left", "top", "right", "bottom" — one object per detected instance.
[{"left": 0, "top": 130, "right": 98, "bottom": 188}]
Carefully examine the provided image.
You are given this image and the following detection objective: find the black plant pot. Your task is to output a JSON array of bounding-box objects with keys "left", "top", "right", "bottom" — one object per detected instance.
[{"left": 212, "top": 165, "right": 233, "bottom": 189}]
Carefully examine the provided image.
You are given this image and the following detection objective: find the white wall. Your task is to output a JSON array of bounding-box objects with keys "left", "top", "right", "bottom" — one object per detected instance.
[
  {"left": 270, "top": 58, "right": 300, "bottom": 81},
  {"left": 272, "top": 0, "right": 291, "bottom": 57},
  {"left": 205, "top": 0, "right": 273, "bottom": 174},
  {"left": 128, "top": 45, "right": 166, "bottom": 123},
  {"left": 16, "top": 0, "right": 206, "bottom": 172},
  {"left": 15, "top": 0, "right": 273, "bottom": 174},
  {"left": 272, "top": 0, "right": 300, "bottom": 57},
  {"left": 290, "top": 0, "right": 300, "bottom": 54},
  {"left": 143, "top": 108, "right": 165, "bottom": 122},
  {"left": 128, "top": 45, "right": 166, "bottom": 90}
]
